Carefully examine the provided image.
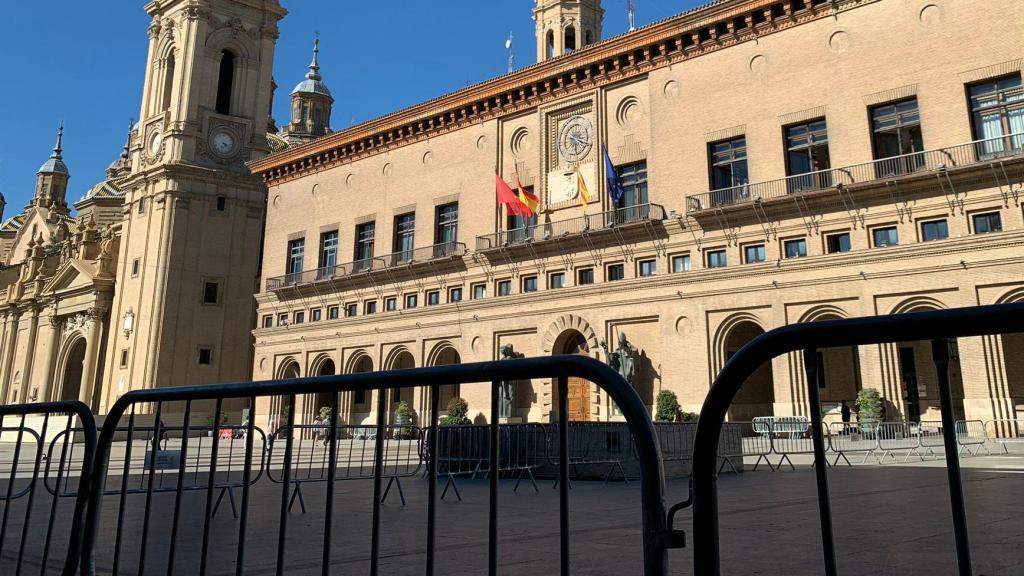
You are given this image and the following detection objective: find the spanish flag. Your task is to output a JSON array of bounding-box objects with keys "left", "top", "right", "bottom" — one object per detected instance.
[
  {"left": 496, "top": 174, "right": 528, "bottom": 216},
  {"left": 516, "top": 176, "right": 539, "bottom": 216},
  {"left": 576, "top": 166, "right": 590, "bottom": 208}
]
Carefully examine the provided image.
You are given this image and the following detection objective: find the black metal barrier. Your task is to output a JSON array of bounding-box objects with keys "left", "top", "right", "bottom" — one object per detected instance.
[
  {"left": 0, "top": 401, "right": 96, "bottom": 576},
  {"left": 77, "top": 356, "right": 682, "bottom": 576},
  {"left": 425, "top": 423, "right": 547, "bottom": 501},
  {"left": 687, "top": 302, "right": 1024, "bottom": 576}
]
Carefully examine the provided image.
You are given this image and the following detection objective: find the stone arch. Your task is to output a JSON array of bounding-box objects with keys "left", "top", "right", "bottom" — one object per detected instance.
[
  {"left": 541, "top": 314, "right": 598, "bottom": 354},
  {"left": 711, "top": 312, "right": 766, "bottom": 376},
  {"left": 888, "top": 295, "right": 946, "bottom": 315},
  {"left": 384, "top": 346, "right": 416, "bottom": 371},
  {"left": 797, "top": 304, "right": 850, "bottom": 324},
  {"left": 711, "top": 313, "right": 774, "bottom": 420},
  {"left": 345, "top": 350, "right": 373, "bottom": 374},
  {"left": 276, "top": 356, "right": 301, "bottom": 379},
  {"left": 56, "top": 334, "right": 88, "bottom": 403},
  {"left": 996, "top": 288, "right": 1024, "bottom": 412},
  {"left": 204, "top": 30, "right": 255, "bottom": 60},
  {"left": 383, "top": 347, "right": 416, "bottom": 421},
  {"left": 996, "top": 287, "right": 1024, "bottom": 305},
  {"left": 309, "top": 355, "right": 338, "bottom": 423},
  {"left": 309, "top": 353, "right": 336, "bottom": 377},
  {"left": 270, "top": 357, "right": 301, "bottom": 426},
  {"left": 795, "top": 305, "right": 862, "bottom": 412},
  {"left": 425, "top": 341, "right": 460, "bottom": 367},
  {"left": 426, "top": 342, "right": 462, "bottom": 416},
  {"left": 887, "top": 296, "right": 963, "bottom": 422}
]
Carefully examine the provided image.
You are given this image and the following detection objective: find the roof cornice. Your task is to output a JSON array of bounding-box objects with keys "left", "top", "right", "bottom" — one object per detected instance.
[{"left": 252, "top": 0, "right": 875, "bottom": 185}]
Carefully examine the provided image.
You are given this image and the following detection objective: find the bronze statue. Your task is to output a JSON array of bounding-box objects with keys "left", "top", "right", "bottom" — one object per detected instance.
[
  {"left": 498, "top": 343, "right": 523, "bottom": 418},
  {"left": 602, "top": 332, "right": 638, "bottom": 387}
]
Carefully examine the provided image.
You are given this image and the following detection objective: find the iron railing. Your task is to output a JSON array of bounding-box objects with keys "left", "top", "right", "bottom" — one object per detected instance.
[
  {"left": 476, "top": 203, "right": 666, "bottom": 251},
  {"left": 265, "top": 241, "right": 466, "bottom": 292},
  {"left": 687, "top": 302, "right": 1024, "bottom": 576},
  {"left": 686, "top": 132, "right": 1024, "bottom": 213}
]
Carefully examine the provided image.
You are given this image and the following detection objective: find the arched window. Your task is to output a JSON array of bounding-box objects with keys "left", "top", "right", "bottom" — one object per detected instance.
[
  {"left": 564, "top": 26, "right": 577, "bottom": 54},
  {"left": 162, "top": 53, "right": 176, "bottom": 111},
  {"left": 585, "top": 30, "right": 593, "bottom": 46},
  {"left": 313, "top": 107, "right": 323, "bottom": 132},
  {"left": 546, "top": 30, "right": 555, "bottom": 60},
  {"left": 215, "top": 50, "right": 235, "bottom": 115}
]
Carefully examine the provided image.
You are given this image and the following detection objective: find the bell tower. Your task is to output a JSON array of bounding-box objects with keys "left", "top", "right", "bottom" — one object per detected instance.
[
  {"left": 101, "top": 0, "right": 286, "bottom": 410},
  {"left": 534, "top": 0, "right": 603, "bottom": 62},
  {"left": 281, "top": 36, "right": 334, "bottom": 145}
]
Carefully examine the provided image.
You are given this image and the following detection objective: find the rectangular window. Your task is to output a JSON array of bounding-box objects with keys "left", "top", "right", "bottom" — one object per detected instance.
[
  {"left": 278, "top": 313, "right": 288, "bottom": 326},
  {"left": 784, "top": 238, "right": 808, "bottom": 259},
  {"left": 671, "top": 254, "right": 691, "bottom": 273},
  {"left": 707, "top": 249, "right": 728, "bottom": 269},
  {"left": 216, "top": 196, "right": 227, "bottom": 211},
  {"left": 287, "top": 238, "right": 305, "bottom": 281},
  {"left": 709, "top": 137, "right": 748, "bottom": 195},
  {"left": 119, "top": 349, "right": 129, "bottom": 368},
  {"left": 262, "top": 315, "right": 273, "bottom": 329},
  {"left": 506, "top": 211, "right": 537, "bottom": 245},
  {"left": 197, "top": 347, "right": 213, "bottom": 366},
  {"left": 294, "top": 311, "right": 305, "bottom": 325},
  {"left": 871, "top": 98, "right": 924, "bottom": 176},
  {"left": 327, "top": 306, "right": 340, "bottom": 320},
  {"left": 522, "top": 276, "right": 538, "bottom": 293},
  {"left": 472, "top": 283, "right": 486, "bottom": 300},
  {"left": 449, "top": 287, "right": 463, "bottom": 303},
  {"left": 549, "top": 272, "right": 565, "bottom": 289},
  {"left": 638, "top": 259, "right": 657, "bottom": 277},
  {"left": 404, "top": 293, "right": 418, "bottom": 309},
  {"left": 132, "top": 258, "right": 141, "bottom": 277},
  {"left": 364, "top": 300, "right": 377, "bottom": 315},
  {"left": 872, "top": 226, "right": 899, "bottom": 247},
  {"left": 968, "top": 74, "right": 1023, "bottom": 155},
  {"left": 972, "top": 211, "right": 1002, "bottom": 234},
  {"left": 385, "top": 297, "right": 397, "bottom": 312},
  {"left": 355, "top": 222, "right": 375, "bottom": 265},
  {"left": 345, "top": 303, "right": 358, "bottom": 317},
  {"left": 615, "top": 162, "right": 649, "bottom": 220},
  {"left": 826, "top": 232, "right": 851, "bottom": 254},
  {"left": 138, "top": 197, "right": 146, "bottom": 215},
  {"left": 744, "top": 244, "right": 765, "bottom": 264},
  {"left": 606, "top": 263, "right": 625, "bottom": 281},
  {"left": 497, "top": 279, "right": 512, "bottom": 296},
  {"left": 202, "top": 281, "right": 220, "bottom": 305},
  {"left": 577, "top": 268, "right": 594, "bottom": 285},
  {"left": 311, "top": 308, "right": 322, "bottom": 322},
  {"left": 394, "top": 213, "right": 416, "bottom": 262},
  {"left": 920, "top": 219, "right": 949, "bottom": 242},
  {"left": 435, "top": 203, "right": 459, "bottom": 252},
  {"left": 785, "top": 119, "right": 831, "bottom": 192},
  {"left": 427, "top": 290, "right": 440, "bottom": 306},
  {"left": 319, "top": 230, "right": 339, "bottom": 271}
]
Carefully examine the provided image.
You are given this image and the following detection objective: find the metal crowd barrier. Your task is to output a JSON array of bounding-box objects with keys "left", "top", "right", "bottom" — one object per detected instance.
[
  {"left": 0, "top": 402, "right": 96, "bottom": 576},
  {"left": 716, "top": 421, "right": 772, "bottom": 473},
  {"left": 267, "top": 423, "right": 422, "bottom": 510},
  {"left": 955, "top": 420, "right": 990, "bottom": 456},
  {"left": 425, "top": 423, "right": 546, "bottom": 501},
  {"left": 547, "top": 422, "right": 632, "bottom": 486},
  {"left": 986, "top": 419, "right": 1024, "bottom": 453}
]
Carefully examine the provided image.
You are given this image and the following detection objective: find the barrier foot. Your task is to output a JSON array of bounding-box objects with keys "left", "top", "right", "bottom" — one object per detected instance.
[
  {"left": 212, "top": 486, "right": 239, "bottom": 519},
  {"left": 381, "top": 475, "right": 407, "bottom": 506},
  {"left": 777, "top": 454, "right": 795, "bottom": 471},
  {"left": 604, "top": 461, "right": 628, "bottom": 484},
  {"left": 513, "top": 468, "right": 540, "bottom": 494},
  {"left": 751, "top": 454, "right": 772, "bottom": 472},
  {"left": 288, "top": 484, "right": 307, "bottom": 514},
  {"left": 440, "top": 474, "right": 462, "bottom": 502},
  {"left": 718, "top": 457, "right": 739, "bottom": 475},
  {"left": 832, "top": 452, "right": 852, "bottom": 467},
  {"left": 552, "top": 474, "right": 574, "bottom": 491}
]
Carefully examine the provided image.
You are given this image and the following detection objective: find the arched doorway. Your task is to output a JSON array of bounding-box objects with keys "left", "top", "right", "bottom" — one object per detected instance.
[
  {"left": 348, "top": 355, "right": 374, "bottom": 424},
  {"left": 428, "top": 346, "right": 461, "bottom": 418},
  {"left": 270, "top": 359, "right": 301, "bottom": 431},
  {"left": 385, "top": 349, "right": 415, "bottom": 424},
  {"left": 311, "top": 358, "right": 337, "bottom": 425},
  {"left": 891, "top": 299, "right": 965, "bottom": 422},
  {"left": 801, "top": 310, "right": 862, "bottom": 418},
  {"left": 724, "top": 321, "right": 775, "bottom": 421},
  {"left": 59, "top": 338, "right": 87, "bottom": 402},
  {"left": 553, "top": 330, "right": 591, "bottom": 421}
]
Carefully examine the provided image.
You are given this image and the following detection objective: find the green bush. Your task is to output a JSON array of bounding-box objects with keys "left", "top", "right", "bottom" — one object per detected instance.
[
  {"left": 439, "top": 397, "right": 471, "bottom": 426},
  {"left": 655, "top": 390, "right": 680, "bottom": 422},
  {"left": 680, "top": 411, "right": 699, "bottom": 423},
  {"left": 856, "top": 388, "right": 883, "bottom": 424},
  {"left": 393, "top": 401, "right": 417, "bottom": 439}
]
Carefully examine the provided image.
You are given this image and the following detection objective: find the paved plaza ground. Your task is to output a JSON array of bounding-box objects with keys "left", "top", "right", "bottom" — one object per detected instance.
[{"left": 2, "top": 444, "right": 1023, "bottom": 575}]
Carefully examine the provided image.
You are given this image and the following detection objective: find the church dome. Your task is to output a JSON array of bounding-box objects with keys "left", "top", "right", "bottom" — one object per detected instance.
[
  {"left": 291, "top": 37, "right": 332, "bottom": 98},
  {"left": 38, "top": 124, "right": 69, "bottom": 175}
]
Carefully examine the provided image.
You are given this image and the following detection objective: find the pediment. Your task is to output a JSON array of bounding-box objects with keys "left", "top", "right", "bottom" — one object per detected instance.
[{"left": 44, "top": 259, "right": 98, "bottom": 293}]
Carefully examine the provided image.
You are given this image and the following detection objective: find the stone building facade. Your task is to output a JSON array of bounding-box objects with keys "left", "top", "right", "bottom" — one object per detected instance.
[{"left": 249, "top": 0, "right": 1024, "bottom": 428}]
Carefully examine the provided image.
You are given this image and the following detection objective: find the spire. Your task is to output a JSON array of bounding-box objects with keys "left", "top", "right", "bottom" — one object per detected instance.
[
  {"left": 306, "top": 34, "right": 321, "bottom": 81},
  {"left": 38, "top": 122, "right": 69, "bottom": 175},
  {"left": 53, "top": 121, "right": 64, "bottom": 159},
  {"left": 121, "top": 120, "right": 133, "bottom": 159}
]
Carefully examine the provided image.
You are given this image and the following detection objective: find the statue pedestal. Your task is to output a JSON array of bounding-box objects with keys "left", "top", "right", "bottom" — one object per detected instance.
[{"left": 500, "top": 417, "right": 523, "bottom": 424}]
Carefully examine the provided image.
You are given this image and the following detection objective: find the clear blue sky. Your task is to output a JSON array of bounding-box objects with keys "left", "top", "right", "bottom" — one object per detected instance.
[{"left": 0, "top": 0, "right": 694, "bottom": 212}]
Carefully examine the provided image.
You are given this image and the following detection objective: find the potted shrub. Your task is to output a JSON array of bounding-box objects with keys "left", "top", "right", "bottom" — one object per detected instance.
[
  {"left": 655, "top": 390, "right": 680, "bottom": 422},
  {"left": 393, "top": 401, "right": 417, "bottom": 439},
  {"left": 439, "top": 397, "right": 471, "bottom": 426},
  {"left": 856, "top": 388, "right": 883, "bottom": 436}
]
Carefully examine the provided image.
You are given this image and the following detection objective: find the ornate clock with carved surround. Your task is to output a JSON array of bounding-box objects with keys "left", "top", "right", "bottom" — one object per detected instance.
[
  {"left": 557, "top": 115, "right": 594, "bottom": 164},
  {"left": 209, "top": 126, "right": 240, "bottom": 159}
]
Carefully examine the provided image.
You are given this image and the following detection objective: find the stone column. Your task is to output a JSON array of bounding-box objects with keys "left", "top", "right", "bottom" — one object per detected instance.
[
  {"left": 79, "top": 307, "right": 107, "bottom": 408},
  {"left": 42, "top": 310, "right": 62, "bottom": 401},
  {"left": 0, "top": 312, "right": 11, "bottom": 402},
  {"left": 18, "top": 307, "right": 41, "bottom": 403}
]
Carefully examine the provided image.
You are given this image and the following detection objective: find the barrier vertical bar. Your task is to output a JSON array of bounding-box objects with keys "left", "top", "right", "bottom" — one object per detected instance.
[
  {"left": 322, "top": 392, "right": 339, "bottom": 576},
  {"left": 489, "top": 380, "right": 500, "bottom": 576},
  {"left": 166, "top": 400, "right": 193, "bottom": 576},
  {"left": 235, "top": 396, "right": 257, "bottom": 576},
  {"left": 137, "top": 402, "right": 164, "bottom": 576},
  {"left": 0, "top": 414, "right": 26, "bottom": 557},
  {"left": 41, "top": 414, "right": 74, "bottom": 575},
  {"left": 803, "top": 349, "right": 838, "bottom": 576},
  {"left": 200, "top": 398, "right": 223, "bottom": 576},
  {"left": 15, "top": 413, "right": 48, "bottom": 576},
  {"left": 557, "top": 376, "right": 570, "bottom": 576},
  {"left": 425, "top": 382, "right": 440, "bottom": 576},
  {"left": 931, "top": 339, "right": 972, "bottom": 576},
  {"left": 369, "top": 387, "right": 387, "bottom": 576},
  {"left": 276, "top": 395, "right": 296, "bottom": 576}
]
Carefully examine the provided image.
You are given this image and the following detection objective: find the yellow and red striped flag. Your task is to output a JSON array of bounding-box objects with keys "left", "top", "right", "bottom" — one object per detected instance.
[
  {"left": 516, "top": 176, "right": 539, "bottom": 216},
  {"left": 576, "top": 166, "right": 590, "bottom": 208}
]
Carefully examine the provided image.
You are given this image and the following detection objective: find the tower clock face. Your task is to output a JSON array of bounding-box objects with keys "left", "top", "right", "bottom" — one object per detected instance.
[
  {"left": 148, "top": 131, "right": 163, "bottom": 157},
  {"left": 557, "top": 116, "right": 594, "bottom": 164},
  {"left": 210, "top": 128, "right": 239, "bottom": 158}
]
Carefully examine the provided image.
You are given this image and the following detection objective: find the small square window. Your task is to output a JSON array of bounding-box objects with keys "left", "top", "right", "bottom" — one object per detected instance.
[
  {"left": 365, "top": 300, "right": 377, "bottom": 315},
  {"left": 119, "top": 349, "right": 129, "bottom": 368},
  {"left": 197, "top": 347, "right": 213, "bottom": 366},
  {"left": 132, "top": 258, "right": 141, "bottom": 277},
  {"left": 385, "top": 297, "right": 397, "bottom": 312},
  {"left": 522, "top": 276, "right": 538, "bottom": 293},
  {"left": 311, "top": 308, "right": 322, "bottom": 322},
  {"left": 262, "top": 315, "right": 273, "bottom": 328},
  {"left": 872, "top": 226, "right": 899, "bottom": 247},
  {"left": 707, "top": 249, "right": 728, "bottom": 268},
  {"left": 607, "top": 263, "right": 625, "bottom": 281},
  {"left": 549, "top": 272, "right": 565, "bottom": 289},
  {"left": 826, "top": 232, "right": 851, "bottom": 254},
  {"left": 784, "top": 238, "right": 807, "bottom": 259},
  {"left": 278, "top": 313, "right": 288, "bottom": 326},
  {"left": 216, "top": 196, "right": 227, "bottom": 211},
  {"left": 972, "top": 212, "right": 1002, "bottom": 234},
  {"left": 497, "top": 280, "right": 512, "bottom": 296},
  {"left": 427, "top": 290, "right": 440, "bottom": 306},
  {"left": 638, "top": 259, "right": 657, "bottom": 277},
  {"left": 202, "top": 281, "right": 220, "bottom": 305},
  {"left": 345, "top": 303, "right": 358, "bottom": 317},
  {"left": 577, "top": 268, "right": 594, "bottom": 285},
  {"left": 294, "top": 311, "right": 305, "bottom": 324},
  {"left": 328, "top": 306, "right": 340, "bottom": 320},
  {"left": 472, "top": 283, "right": 486, "bottom": 300},
  {"left": 744, "top": 244, "right": 766, "bottom": 264},
  {"left": 138, "top": 197, "right": 146, "bottom": 214},
  {"left": 671, "top": 254, "right": 691, "bottom": 273},
  {"left": 920, "top": 219, "right": 949, "bottom": 242},
  {"left": 405, "top": 294, "right": 418, "bottom": 309},
  {"left": 449, "top": 287, "right": 463, "bottom": 303}
]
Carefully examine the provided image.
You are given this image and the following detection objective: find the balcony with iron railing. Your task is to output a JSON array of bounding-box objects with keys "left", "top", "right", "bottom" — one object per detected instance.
[
  {"left": 265, "top": 241, "right": 466, "bottom": 293},
  {"left": 475, "top": 203, "right": 666, "bottom": 251},
  {"left": 685, "top": 132, "right": 1024, "bottom": 214}
]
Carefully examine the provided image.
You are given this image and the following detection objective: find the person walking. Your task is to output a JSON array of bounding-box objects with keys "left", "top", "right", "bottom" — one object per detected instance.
[{"left": 840, "top": 400, "right": 852, "bottom": 435}]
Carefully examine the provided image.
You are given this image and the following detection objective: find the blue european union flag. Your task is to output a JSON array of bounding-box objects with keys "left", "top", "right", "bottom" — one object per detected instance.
[{"left": 604, "top": 147, "right": 625, "bottom": 205}]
